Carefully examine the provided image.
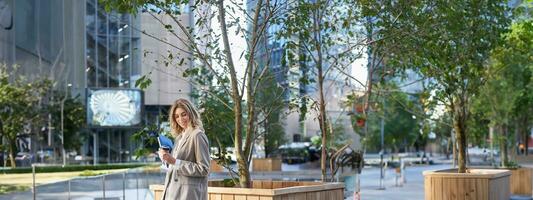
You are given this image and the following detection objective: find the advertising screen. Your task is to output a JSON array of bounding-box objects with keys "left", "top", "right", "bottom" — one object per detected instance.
[{"left": 87, "top": 88, "right": 143, "bottom": 127}]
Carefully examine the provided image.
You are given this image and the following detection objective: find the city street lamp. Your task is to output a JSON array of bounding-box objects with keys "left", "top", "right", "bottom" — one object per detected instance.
[{"left": 60, "top": 83, "right": 71, "bottom": 167}]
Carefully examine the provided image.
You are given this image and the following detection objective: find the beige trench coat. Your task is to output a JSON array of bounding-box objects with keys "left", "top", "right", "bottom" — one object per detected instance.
[{"left": 161, "top": 128, "right": 210, "bottom": 200}]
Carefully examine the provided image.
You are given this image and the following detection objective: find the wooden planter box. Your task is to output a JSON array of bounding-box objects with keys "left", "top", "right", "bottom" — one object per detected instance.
[
  {"left": 423, "top": 169, "right": 511, "bottom": 200},
  {"left": 210, "top": 160, "right": 224, "bottom": 172},
  {"left": 150, "top": 180, "right": 345, "bottom": 200},
  {"left": 252, "top": 158, "right": 282, "bottom": 171},
  {"left": 510, "top": 167, "right": 533, "bottom": 196}
]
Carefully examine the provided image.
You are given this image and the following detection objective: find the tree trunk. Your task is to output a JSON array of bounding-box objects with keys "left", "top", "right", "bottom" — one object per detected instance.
[
  {"left": 522, "top": 115, "right": 529, "bottom": 155},
  {"left": 453, "top": 105, "right": 467, "bottom": 173},
  {"left": 216, "top": 0, "right": 249, "bottom": 188},
  {"left": 264, "top": 124, "right": 268, "bottom": 158},
  {"left": 0, "top": 119, "right": 4, "bottom": 166},
  {"left": 446, "top": 137, "right": 451, "bottom": 159},
  {"left": 8, "top": 140, "right": 16, "bottom": 168},
  {"left": 311, "top": 0, "right": 327, "bottom": 182},
  {"left": 237, "top": 158, "right": 250, "bottom": 187},
  {"left": 319, "top": 70, "right": 327, "bottom": 182},
  {"left": 500, "top": 125, "right": 509, "bottom": 167}
]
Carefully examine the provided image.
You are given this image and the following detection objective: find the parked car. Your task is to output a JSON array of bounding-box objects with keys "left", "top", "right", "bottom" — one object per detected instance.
[
  {"left": 468, "top": 147, "right": 498, "bottom": 156},
  {"left": 15, "top": 152, "right": 33, "bottom": 167},
  {"left": 210, "top": 147, "right": 237, "bottom": 164},
  {"left": 279, "top": 142, "right": 311, "bottom": 164}
]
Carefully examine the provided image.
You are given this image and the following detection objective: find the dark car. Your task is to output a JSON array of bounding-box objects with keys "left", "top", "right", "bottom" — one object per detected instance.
[
  {"left": 15, "top": 152, "right": 33, "bottom": 167},
  {"left": 279, "top": 142, "right": 311, "bottom": 164}
]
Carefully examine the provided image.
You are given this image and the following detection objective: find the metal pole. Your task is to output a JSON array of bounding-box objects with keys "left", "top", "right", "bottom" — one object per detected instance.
[
  {"left": 61, "top": 97, "right": 66, "bottom": 167},
  {"left": 123, "top": 172, "right": 126, "bottom": 200},
  {"left": 489, "top": 126, "right": 494, "bottom": 167},
  {"left": 107, "top": 130, "right": 110, "bottom": 163},
  {"left": 47, "top": 114, "right": 53, "bottom": 147},
  {"left": 32, "top": 164, "right": 36, "bottom": 200},
  {"left": 136, "top": 172, "right": 139, "bottom": 200},
  {"left": 379, "top": 98, "right": 385, "bottom": 190},
  {"left": 355, "top": 173, "right": 360, "bottom": 200},
  {"left": 68, "top": 179, "right": 71, "bottom": 200},
  {"left": 102, "top": 175, "right": 106, "bottom": 199},
  {"left": 93, "top": 132, "right": 98, "bottom": 165}
]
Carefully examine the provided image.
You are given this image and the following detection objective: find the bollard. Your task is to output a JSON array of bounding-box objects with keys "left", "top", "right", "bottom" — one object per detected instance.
[
  {"left": 136, "top": 172, "right": 139, "bottom": 200},
  {"left": 354, "top": 173, "right": 361, "bottom": 200},
  {"left": 395, "top": 167, "right": 402, "bottom": 187},
  {"left": 68, "top": 179, "right": 71, "bottom": 200},
  {"left": 123, "top": 172, "right": 126, "bottom": 200},
  {"left": 32, "top": 164, "right": 36, "bottom": 200}
]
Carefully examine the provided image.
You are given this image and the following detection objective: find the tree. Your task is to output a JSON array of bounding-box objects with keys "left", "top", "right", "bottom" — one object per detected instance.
[
  {"left": 433, "top": 112, "right": 453, "bottom": 159},
  {"left": 196, "top": 89, "right": 235, "bottom": 154},
  {"left": 0, "top": 64, "right": 49, "bottom": 167},
  {"left": 255, "top": 70, "right": 287, "bottom": 158},
  {"left": 362, "top": 84, "right": 420, "bottom": 153},
  {"left": 104, "top": 0, "right": 286, "bottom": 187},
  {"left": 364, "top": 0, "right": 510, "bottom": 173},
  {"left": 473, "top": 20, "right": 533, "bottom": 165},
  {"left": 279, "top": 0, "right": 365, "bottom": 181},
  {"left": 47, "top": 93, "right": 86, "bottom": 152}
]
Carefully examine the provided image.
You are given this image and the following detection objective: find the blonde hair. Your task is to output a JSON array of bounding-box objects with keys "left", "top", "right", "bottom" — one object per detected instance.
[{"left": 169, "top": 98, "right": 203, "bottom": 137}]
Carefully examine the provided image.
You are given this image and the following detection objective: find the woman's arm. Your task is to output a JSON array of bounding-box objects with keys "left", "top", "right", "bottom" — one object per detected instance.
[{"left": 173, "top": 132, "right": 210, "bottom": 177}]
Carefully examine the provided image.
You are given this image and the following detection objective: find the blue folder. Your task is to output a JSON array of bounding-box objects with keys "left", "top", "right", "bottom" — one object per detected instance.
[{"left": 157, "top": 134, "right": 174, "bottom": 151}]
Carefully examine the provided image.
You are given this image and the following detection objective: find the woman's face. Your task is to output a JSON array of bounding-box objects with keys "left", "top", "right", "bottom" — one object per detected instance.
[{"left": 174, "top": 107, "right": 190, "bottom": 129}]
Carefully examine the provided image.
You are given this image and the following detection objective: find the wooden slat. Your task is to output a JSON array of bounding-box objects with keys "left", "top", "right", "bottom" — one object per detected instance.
[
  {"left": 424, "top": 177, "right": 431, "bottom": 200},
  {"left": 263, "top": 181, "right": 273, "bottom": 189},
  {"left": 252, "top": 181, "right": 263, "bottom": 189},
  {"left": 272, "top": 195, "right": 283, "bottom": 200},
  {"left": 294, "top": 192, "right": 306, "bottom": 200},
  {"left": 222, "top": 194, "right": 234, "bottom": 200},
  {"left": 272, "top": 181, "right": 283, "bottom": 189},
  {"left": 278, "top": 194, "right": 291, "bottom": 200},
  {"left": 510, "top": 167, "right": 533, "bottom": 196},
  {"left": 335, "top": 189, "right": 343, "bottom": 200},
  {"left": 247, "top": 195, "right": 259, "bottom": 200},
  {"left": 259, "top": 196, "right": 273, "bottom": 200},
  {"left": 329, "top": 189, "right": 338, "bottom": 200},
  {"left": 319, "top": 190, "right": 326, "bottom": 200},
  {"left": 306, "top": 191, "right": 319, "bottom": 200},
  {"left": 234, "top": 195, "right": 246, "bottom": 200},
  {"left": 252, "top": 158, "right": 282, "bottom": 171},
  {"left": 211, "top": 193, "right": 222, "bottom": 200}
]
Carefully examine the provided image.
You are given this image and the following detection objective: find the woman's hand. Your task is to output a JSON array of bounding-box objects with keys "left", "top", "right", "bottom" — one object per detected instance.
[{"left": 158, "top": 148, "right": 176, "bottom": 165}]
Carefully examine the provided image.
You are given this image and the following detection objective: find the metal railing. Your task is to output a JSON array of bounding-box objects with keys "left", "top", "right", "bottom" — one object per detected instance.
[{"left": 27, "top": 165, "right": 166, "bottom": 200}]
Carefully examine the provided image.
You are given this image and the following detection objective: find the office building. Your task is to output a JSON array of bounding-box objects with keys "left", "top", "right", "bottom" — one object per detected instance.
[{"left": 0, "top": 0, "right": 194, "bottom": 164}]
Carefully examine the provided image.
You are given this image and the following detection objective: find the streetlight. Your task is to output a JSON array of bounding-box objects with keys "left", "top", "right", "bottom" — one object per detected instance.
[{"left": 60, "top": 83, "right": 71, "bottom": 167}]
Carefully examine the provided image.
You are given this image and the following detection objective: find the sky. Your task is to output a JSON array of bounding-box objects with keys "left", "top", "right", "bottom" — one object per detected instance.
[{"left": 213, "top": 1, "right": 369, "bottom": 91}]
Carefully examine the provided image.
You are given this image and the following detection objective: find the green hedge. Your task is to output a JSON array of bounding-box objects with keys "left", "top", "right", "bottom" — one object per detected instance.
[{"left": 0, "top": 163, "right": 149, "bottom": 174}]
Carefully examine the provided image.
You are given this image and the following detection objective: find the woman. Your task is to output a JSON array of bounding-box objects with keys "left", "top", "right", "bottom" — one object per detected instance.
[{"left": 159, "top": 99, "right": 210, "bottom": 200}]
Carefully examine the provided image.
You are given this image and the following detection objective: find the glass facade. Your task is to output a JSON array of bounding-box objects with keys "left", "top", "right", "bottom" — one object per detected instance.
[
  {"left": 0, "top": 0, "right": 144, "bottom": 164},
  {"left": 84, "top": 0, "right": 142, "bottom": 164},
  {"left": 85, "top": 0, "right": 140, "bottom": 89}
]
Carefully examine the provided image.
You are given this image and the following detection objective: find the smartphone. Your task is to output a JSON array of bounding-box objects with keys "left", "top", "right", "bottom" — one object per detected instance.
[
  {"left": 157, "top": 137, "right": 171, "bottom": 152},
  {"left": 161, "top": 146, "right": 171, "bottom": 152}
]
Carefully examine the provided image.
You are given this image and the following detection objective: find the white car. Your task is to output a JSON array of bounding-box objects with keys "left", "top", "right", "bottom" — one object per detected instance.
[
  {"left": 468, "top": 147, "right": 498, "bottom": 156},
  {"left": 209, "top": 147, "right": 237, "bottom": 163}
]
